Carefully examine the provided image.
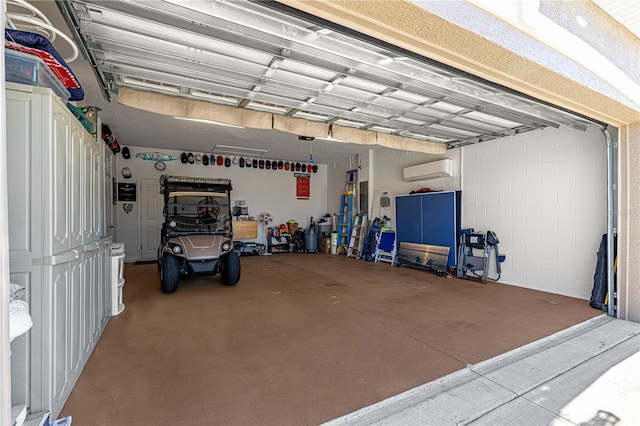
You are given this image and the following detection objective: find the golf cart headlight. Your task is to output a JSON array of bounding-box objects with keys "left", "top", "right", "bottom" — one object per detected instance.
[
  {"left": 169, "top": 220, "right": 176, "bottom": 228},
  {"left": 222, "top": 241, "right": 231, "bottom": 251},
  {"left": 171, "top": 244, "right": 182, "bottom": 254}
]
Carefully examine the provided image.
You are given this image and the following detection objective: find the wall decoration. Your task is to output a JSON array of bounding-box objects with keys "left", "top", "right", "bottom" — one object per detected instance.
[
  {"left": 135, "top": 152, "right": 178, "bottom": 162},
  {"left": 296, "top": 176, "right": 310, "bottom": 200},
  {"left": 121, "top": 166, "right": 131, "bottom": 179},
  {"left": 118, "top": 182, "right": 136, "bottom": 201},
  {"left": 154, "top": 161, "right": 166, "bottom": 171},
  {"left": 123, "top": 203, "right": 134, "bottom": 214}
]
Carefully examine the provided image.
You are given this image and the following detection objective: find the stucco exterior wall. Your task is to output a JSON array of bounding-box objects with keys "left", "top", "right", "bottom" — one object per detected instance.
[{"left": 619, "top": 122, "right": 640, "bottom": 321}]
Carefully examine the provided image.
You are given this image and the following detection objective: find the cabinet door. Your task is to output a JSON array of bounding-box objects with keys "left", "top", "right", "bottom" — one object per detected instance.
[
  {"left": 46, "top": 99, "right": 71, "bottom": 255},
  {"left": 69, "top": 119, "right": 84, "bottom": 248},
  {"left": 6, "top": 89, "right": 44, "bottom": 261},
  {"left": 395, "top": 195, "right": 423, "bottom": 244},
  {"left": 90, "top": 138, "right": 102, "bottom": 241},
  {"left": 48, "top": 260, "right": 70, "bottom": 417},
  {"left": 421, "top": 192, "right": 458, "bottom": 267},
  {"left": 99, "top": 240, "right": 112, "bottom": 326},
  {"left": 81, "top": 251, "right": 95, "bottom": 361},
  {"left": 81, "top": 136, "right": 94, "bottom": 243},
  {"left": 104, "top": 145, "right": 114, "bottom": 235},
  {"left": 68, "top": 255, "right": 83, "bottom": 379}
]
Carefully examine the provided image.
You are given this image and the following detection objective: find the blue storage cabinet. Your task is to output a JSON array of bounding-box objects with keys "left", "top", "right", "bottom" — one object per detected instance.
[{"left": 395, "top": 191, "right": 461, "bottom": 267}]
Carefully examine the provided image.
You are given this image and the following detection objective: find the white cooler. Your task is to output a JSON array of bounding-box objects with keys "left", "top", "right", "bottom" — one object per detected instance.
[{"left": 111, "top": 242, "right": 126, "bottom": 315}]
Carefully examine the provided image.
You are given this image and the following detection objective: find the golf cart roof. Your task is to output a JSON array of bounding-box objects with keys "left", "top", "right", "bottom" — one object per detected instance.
[{"left": 160, "top": 175, "right": 232, "bottom": 193}]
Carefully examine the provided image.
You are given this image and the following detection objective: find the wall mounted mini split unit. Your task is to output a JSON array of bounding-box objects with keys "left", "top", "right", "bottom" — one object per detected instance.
[{"left": 402, "top": 159, "right": 453, "bottom": 182}]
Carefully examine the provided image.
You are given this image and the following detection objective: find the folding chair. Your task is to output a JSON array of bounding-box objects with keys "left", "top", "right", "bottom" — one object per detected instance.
[{"left": 374, "top": 230, "right": 397, "bottom": 265}]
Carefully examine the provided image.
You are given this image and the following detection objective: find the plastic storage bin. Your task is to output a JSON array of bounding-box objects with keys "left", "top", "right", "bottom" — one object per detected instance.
[
  {"left": 111, "top": 242, "right": 126, "bottom": 315},
  {"left": 5, "top": 49, "right": 70, "bottom": 101}
]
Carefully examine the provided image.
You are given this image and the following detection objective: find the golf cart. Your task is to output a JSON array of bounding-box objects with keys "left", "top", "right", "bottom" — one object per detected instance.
[{"left": 158, "top": 175, "right": 240, "bottom": 293}]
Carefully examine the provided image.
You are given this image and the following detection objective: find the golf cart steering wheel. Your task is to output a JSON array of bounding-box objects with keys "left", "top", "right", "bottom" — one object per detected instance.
[{"left": 198, "top": 198, "right": 220, "bottom": 221}]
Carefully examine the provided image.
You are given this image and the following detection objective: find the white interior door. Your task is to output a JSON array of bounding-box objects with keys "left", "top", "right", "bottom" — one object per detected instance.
[{"left": 139, "top": 178, "right": 163, "bottom": 261}]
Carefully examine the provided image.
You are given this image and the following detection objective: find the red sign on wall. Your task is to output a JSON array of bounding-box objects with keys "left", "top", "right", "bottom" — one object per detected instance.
[{"left": 296, "top": 177, "right": 310, "bottom": 200}]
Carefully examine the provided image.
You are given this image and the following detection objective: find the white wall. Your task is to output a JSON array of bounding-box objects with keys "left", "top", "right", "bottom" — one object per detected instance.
[
  {"left": 114, "top": 146, "right": 328, "bottom": 261},
  {"left": 462, "top": 126, "right": 607, "bottom": 299}
]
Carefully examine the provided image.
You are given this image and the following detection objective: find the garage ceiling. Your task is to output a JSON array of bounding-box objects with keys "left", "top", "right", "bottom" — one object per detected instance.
[{"left": 52, "top": 0, "right": 598, "bottom": 157}]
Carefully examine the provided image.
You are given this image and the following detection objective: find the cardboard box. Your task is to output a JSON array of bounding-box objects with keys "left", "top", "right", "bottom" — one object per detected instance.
[
  {"left": 321, "top": 237, "right": 331, "bottom": 254},
  {"left": 234, "top": 220, "right": 258, "bottom": 239}
]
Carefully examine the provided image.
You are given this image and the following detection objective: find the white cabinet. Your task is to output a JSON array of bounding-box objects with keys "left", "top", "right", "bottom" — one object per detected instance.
[{"left": 6, "top": 83, "right": 110, "bottom": 419}]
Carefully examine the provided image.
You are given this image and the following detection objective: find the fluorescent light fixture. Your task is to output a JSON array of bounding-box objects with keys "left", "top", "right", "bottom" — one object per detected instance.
[
  {"left": 173, "top": 116, "right": 245, "bottom": 129},
  {"left": 246, "top": 101, "right": 288, "bottom": 114},
  {"left": 292, "top": 111, "right": 329, "bottom": 121},
  {"left": 120, "top": 76, "right": 181, "bottom": 93},
  {"left": 315, "top": 136, "right": 350, "bottom": 144},
  {"left": 191, "top": 91, "right": 239, "bottom": 106},
  {"left": 333, "top": 118, "right": 366, "bottom": 128},
  {"left": 213, "top": 144, "right": 268, "bottom": 156},
  {"left": 401, "top": 132, "right": 452, "bottom": 143}
]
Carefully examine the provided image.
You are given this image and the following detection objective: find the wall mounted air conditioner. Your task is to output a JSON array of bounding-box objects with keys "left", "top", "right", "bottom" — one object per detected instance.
[{"left": 402, "top": 159, "right": 453, "bottom": 182}]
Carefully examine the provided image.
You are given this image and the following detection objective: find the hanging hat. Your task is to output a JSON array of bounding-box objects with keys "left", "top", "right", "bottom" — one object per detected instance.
[
  {"left": 217, "top": 155, "right": 224, "bottom": 166},
  {"left": 266, "top": 160, "right": 271, "bottom": 169},
  {"left": 259, "top": 159, "right": 265, "bottom": 169},
  {"left": 210, "top": 154, "right": 215, "bottom": 165},
  {"left": 278, "top": 160, "right": 284, "bottom": 170},
  {"left": 254, "top": 159, "right": 259, "bottom": 168},
  {"left": 188, "top": 153, "right": 195, "bottom": 164},
  {"left": 270, "top": 160, "right": 277, "bottom": 170},
  {"left": 122, "top": 147, "right": 131, "bottom": 159},
  {"left": 239, "top": 157, "right": 245, "bottom": 168},
  {"left": 245, "top": 157, "right": 251, "bottom": 168},
  {"left": 232, "top": 156, "right": 239, "bottom": 165},
  {"left": 195, "top": 153, "right": 202, "bottom": 164},
  {"left": 285, "top": 162, "right": 290, "bottom": 171},
  {"left": 225, "top": 156, "right": 231, "bottom": 167},
  {"left": 181, "top": 152, "right": 188, "bottom": 164},
  {"left": 202, "top": 155, "right": 209, "bottom": 166},
  {"left": 308, "top": 164, "right": 312, "bottom": 172},
  {"left": 312, "top": 164, "right": 318, "bottom": 173},
  {"left": 301, "top": 164, "right": 307, "bottom": 172},
  {"left": 295, "top": 163, "right": 301, "bottom": 171}
]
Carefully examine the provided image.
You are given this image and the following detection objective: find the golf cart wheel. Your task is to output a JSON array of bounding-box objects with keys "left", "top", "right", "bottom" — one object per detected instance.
[
  {"left": 161, "top": 255, "right": 180, "bottom": 293},
  {"left": 221, "top": 251, "right": 241, "bottom": 286}
]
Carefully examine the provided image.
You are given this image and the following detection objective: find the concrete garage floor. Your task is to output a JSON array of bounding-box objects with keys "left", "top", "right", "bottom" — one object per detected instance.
[{"left": 60, "top": 254, "right": 601, "bottom": 425}]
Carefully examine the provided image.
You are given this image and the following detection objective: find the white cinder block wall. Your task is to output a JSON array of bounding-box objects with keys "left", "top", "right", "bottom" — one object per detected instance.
[{"left": 462, "top": 125, "right": 607, "bottom": 299}]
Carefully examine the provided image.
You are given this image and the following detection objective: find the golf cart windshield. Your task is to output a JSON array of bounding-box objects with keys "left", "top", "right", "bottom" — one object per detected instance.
[{"left": 160, "top": 176, "right": 233, "bottom": 236}]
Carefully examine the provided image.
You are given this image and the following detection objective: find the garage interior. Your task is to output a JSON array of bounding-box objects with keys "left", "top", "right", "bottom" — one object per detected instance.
[{"left": 5, "top": 0, "right": 635, "bottom": 425}]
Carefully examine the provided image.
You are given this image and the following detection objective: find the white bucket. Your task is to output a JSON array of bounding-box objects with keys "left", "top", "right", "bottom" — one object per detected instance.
[{"left": 330, "top": 233, "right": 338, "bottom": 254}]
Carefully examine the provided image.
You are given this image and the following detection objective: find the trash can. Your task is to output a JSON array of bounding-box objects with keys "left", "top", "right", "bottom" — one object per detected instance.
[
  {"left": 111, "top": 242, "right": 126, "bottom": 315},
  {"left": 305, "top": 226, "right": 318, "bottom": 253},
  {"left": 330, "top": 233, "right": 339, "bottom": 254}
]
